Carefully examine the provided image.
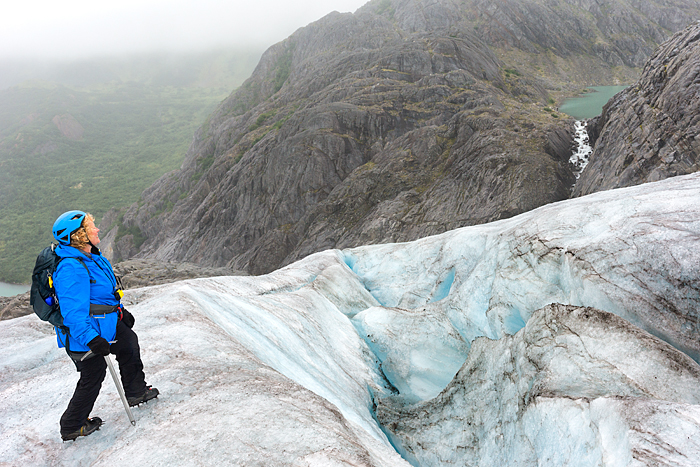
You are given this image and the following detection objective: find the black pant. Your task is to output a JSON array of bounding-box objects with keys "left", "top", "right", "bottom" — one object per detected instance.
[{"left": 60, "top": 320, "right": 147, "bottom": 434}]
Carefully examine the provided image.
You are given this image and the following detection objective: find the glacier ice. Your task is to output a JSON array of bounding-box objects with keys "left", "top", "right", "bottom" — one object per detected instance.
[
  {"left": 376, "top": 304, "right": 700, "bottom": 467},
  {"left": 0, "top": 278, "right": 409, "bottom": 467},
  {"left": 1, "top": 173, "right": 700, "bottom": 466},
  {"left": 345, "top": 173, "right": 700, "bottom": 366},
  {"left": 353, "top": 305, "right": 469, "bottom": 403}
]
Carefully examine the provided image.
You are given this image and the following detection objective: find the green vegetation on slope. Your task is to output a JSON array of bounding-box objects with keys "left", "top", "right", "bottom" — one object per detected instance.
[{"left": 0, "top": 81, "right": 229, "bottom": 283}]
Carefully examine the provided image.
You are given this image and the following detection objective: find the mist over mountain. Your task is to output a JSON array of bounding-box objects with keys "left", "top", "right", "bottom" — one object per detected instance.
[
  {"left": 0, "top": 49, "right": 262, "bottom": 284},
  {"left": 0, "top": 49, "right": 264, "bottom": 90},
  {"left": 0, "top": 0, "right": 369, "bottom": 61},
  {"left": 103, "top": 0, "right": 700, "bottom": 275}
]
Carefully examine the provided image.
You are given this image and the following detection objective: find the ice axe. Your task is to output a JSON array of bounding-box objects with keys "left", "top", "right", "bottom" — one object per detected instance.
[{"left": 82, "top": 343, "right": 136, "bottom": 426}]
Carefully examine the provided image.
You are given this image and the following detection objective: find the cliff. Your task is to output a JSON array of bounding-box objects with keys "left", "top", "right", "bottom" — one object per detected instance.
[{"left": 574, "top": 21, "right": 700, "bottom": 195}]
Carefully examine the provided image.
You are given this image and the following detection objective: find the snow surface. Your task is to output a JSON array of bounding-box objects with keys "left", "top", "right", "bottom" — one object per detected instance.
[{"left": 1, "top": 173, "right": 700, "bottom": 466}]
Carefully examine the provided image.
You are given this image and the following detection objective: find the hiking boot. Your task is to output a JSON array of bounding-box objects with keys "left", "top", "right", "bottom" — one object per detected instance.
[
  {"left": 128, "top": 386, "right": 159, "bottom": 406},
  {"left": 61, "top": 417, "right": 103, "bottom": 441}
]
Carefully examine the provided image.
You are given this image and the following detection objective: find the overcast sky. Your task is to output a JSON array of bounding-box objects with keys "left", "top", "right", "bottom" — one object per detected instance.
[{"left": 0, "top": 0, "right": 370, "bottom": 60}]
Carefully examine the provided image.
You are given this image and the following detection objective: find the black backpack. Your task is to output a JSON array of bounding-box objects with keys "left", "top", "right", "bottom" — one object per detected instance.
[{"left": 29, "top": 244, "right": 88, "bottom": 329}]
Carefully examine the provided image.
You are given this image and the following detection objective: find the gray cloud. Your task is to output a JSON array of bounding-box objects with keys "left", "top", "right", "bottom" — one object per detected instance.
[{"left": 0, "top": 0, "right": 369, "bottom": 59}]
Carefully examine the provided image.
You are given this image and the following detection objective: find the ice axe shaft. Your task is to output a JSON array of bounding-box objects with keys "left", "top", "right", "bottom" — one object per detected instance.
[
  {"left": 80, "top": 342, "right": 136, "bottom": 426},
  {"left": 105, "top": 354, "right": 136, "bottom": 426}
]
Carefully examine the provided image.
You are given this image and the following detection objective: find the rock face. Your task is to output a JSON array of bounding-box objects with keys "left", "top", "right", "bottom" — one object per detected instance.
[
  {"left": 574, "top": 21, "right": 700, "bottom": 195},
  {"left": 0, "top": 292, "right": 31, "bottom": 321},
  {"left": 112, "top": 259, "right": 247, "bottom": 289},
  {"left": 51, "top": 114, "right": 84, "bottom": 141},
  {"left": 451, "top": 0, "right": 697, "bottom": 68},
  {"left": 377, "top": 304, "right": 700, "bottom": 467},
  {"left": 103, "top": 0, "right": 700, "bottom": 275}
]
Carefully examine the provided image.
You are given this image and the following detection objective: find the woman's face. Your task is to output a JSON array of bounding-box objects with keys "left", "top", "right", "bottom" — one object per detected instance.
[{"left": 85, "top": 218, "right": 101, "bottom": 246}]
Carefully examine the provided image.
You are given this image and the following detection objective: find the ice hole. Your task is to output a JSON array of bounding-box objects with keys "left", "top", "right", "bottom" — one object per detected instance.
[{"left": 429, "top": 267, "right": 455, "bottom": 303}]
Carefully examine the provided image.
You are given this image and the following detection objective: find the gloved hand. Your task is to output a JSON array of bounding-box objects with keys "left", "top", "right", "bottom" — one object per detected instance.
[
  {"left": 87, "top": 336, "right": 111, "bottom": 356},
  {"left": 120, "top": 308, "right": 135, "bottom": 328}
]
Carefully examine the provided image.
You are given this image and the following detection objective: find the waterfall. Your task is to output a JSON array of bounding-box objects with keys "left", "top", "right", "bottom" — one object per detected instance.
[{"left": 570, "top": 120, "right": 592, "bottom": 179}]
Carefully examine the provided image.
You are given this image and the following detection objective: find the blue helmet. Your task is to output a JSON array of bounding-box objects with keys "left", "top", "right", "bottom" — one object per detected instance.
[{"left": 53, "top": 210, "right": 87, "bottom": 245}]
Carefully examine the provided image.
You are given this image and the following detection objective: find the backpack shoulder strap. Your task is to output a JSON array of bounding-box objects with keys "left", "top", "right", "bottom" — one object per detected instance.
[
  {"left": 71, "top": 257, "right": 89, "bottom": 274},
  {"left": 59, "top": 256, "right": 94, "bottom": 283}
]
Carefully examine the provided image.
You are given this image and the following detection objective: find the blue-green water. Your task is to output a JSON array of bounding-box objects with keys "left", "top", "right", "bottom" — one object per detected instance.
[
  {"left": 559, "top": 85, "right": 629, "bottom": 120},
  {"left": 0, "top": 281, "right": 29, "bottom": 297}
]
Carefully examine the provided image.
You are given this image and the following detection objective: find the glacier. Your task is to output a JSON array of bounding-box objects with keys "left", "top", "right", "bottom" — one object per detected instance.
[{"left": 1, "top": 173, "right": 699, "bottom": 466}]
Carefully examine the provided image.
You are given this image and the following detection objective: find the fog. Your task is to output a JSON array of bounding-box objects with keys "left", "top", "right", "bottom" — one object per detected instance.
[{"left": 0, "top": 0, "right": 370, "bottom": 61}]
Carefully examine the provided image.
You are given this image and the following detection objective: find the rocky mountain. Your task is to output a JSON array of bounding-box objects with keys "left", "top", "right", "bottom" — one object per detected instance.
[
  {"left": 574, "top": 21, "right": 700, "bottom": 195},
  {"left": 461, "top": 0, "right": 697, "bottom": 64},
  {"left": 0, "top": 293, "right": 31, "bottom": 321},
  {"left": 103, "top": 0, "right": 700, "bottom": 275}
]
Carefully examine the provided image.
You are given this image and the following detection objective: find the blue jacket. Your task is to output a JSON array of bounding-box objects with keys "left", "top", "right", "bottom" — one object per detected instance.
[{"left": 53, "top": 244, "right": 121, "bottom": 352}]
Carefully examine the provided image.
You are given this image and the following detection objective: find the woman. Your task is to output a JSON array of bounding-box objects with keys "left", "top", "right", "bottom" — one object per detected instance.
[{"left": 52, "top": 210, "right": 158, "bottom": 441}]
